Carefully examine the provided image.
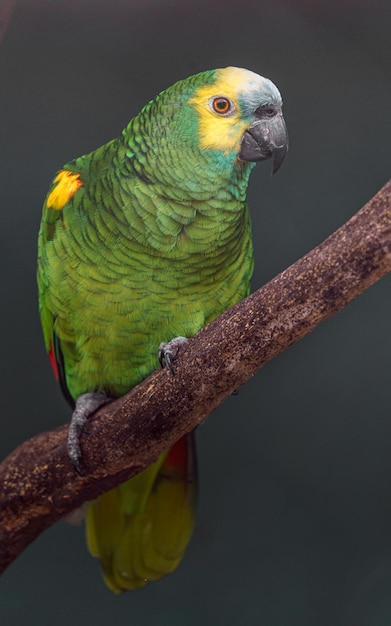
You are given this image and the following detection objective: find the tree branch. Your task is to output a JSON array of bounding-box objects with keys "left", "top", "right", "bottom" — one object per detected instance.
[{"left": 1, "top": 180, "right": 390, "bottom": 575}]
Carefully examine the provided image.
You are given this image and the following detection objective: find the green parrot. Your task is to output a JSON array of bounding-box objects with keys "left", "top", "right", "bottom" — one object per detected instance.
[{"left": 37, "top": 66, "right": 287, "bottom": 593}]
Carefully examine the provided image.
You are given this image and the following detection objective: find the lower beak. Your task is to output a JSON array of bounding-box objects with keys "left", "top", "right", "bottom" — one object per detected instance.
[{"left": 239, "top": 113, "right": 288, "bottom": 174}]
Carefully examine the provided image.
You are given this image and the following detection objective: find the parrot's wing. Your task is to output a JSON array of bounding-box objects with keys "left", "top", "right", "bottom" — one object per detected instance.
[
  {"left": 86, "top": 432, "right": 198, "bottom": 593},
  {"left": 48, "top": 329, "right": 75, "bottom": 408},
  {"left": 38, "top": 166, "right": 85, "bottom": 406}
]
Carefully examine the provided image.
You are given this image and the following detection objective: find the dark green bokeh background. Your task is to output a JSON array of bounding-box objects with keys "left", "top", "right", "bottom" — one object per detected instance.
[{"left": 1, "top": 1, "right": 391, "bottom": 624}]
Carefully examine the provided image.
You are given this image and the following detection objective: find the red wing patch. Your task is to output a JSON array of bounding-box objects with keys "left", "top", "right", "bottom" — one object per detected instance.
[
  {"left": 48, "top": 339, "right": 59, "bottom": 381},
  {"left": 48, "top": 332, "right": 75, "bottom": 408}
]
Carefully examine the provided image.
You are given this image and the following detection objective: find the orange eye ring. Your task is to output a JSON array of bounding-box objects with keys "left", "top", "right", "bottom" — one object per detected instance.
[{"left": 211, "top": 96, "right": 233, "bottom": 115}]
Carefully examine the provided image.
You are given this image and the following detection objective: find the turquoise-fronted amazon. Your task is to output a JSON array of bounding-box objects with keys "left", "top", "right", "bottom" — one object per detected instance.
[{"left": 37, "top": 66, "right": 287, "bottom": 592}]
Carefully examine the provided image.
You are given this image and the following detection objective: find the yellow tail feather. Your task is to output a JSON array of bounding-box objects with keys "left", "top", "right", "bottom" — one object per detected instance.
[{"left": 86, "top": 434, "right": 197, "bottom": 592}]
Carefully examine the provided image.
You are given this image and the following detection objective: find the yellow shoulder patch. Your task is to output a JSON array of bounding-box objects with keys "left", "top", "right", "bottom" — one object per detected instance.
[
  {"left": 46, "top": 170, "right": 83, "bottom": 211},
  {"left": 189, "top": 67, "right": 259, "bottom": 155}
]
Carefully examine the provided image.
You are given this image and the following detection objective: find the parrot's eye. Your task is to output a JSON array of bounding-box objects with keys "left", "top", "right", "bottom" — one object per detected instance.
[{"left": 210, "top": 96, "right": 234, "bottom": 115}]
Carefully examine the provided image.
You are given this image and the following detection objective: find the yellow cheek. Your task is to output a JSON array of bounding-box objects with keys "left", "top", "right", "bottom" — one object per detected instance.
[
  {"left": 189, "top": 90, "right": 246, "bottom": 155},
  {"left": 191, "top": 103, "right": 247, "bottom": 155},
  {"left": 47, "top": 170, "right": 83, "bottom": 210},
  {"left": 188, "top": 66, "right": 261, "bottom": 155}
]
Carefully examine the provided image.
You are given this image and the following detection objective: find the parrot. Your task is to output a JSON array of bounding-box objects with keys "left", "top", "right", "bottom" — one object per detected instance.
[{"left": 37, "top": 66, "right": 288, "bottom": 593}]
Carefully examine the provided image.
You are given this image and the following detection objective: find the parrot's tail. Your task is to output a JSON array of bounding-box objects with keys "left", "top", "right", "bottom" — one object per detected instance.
[{"left": 85, "top": 433, "right": 197, "bottom": 593}]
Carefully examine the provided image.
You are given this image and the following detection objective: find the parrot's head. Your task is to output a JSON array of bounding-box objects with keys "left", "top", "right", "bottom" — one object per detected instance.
[
  {"left": 186, "top": 66, "right": 288, "bottom": 175},
  {"left": 128, "top": 66, "right": 287, "bottom": 198}
]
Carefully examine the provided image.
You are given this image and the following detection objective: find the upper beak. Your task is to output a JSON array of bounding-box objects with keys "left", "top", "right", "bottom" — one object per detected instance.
[{"left": 239, "top": 111, "right": 288, "bottom": 174}]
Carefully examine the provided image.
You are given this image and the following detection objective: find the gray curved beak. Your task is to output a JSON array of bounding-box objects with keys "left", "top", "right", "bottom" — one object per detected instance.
[{"left": 239, "top": 112, "right": 288, "bottom": 174}]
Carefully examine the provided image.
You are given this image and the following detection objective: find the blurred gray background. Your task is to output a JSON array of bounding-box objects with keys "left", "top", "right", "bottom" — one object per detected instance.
[{"left": 1, "top": 1, "right": 391, "bottom": 624}]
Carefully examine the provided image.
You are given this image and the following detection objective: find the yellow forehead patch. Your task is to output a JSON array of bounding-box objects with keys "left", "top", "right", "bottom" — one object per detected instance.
[
  {"left": 46, "top": 170, "right": 83, "bottom": 211},
  {"left": 189, "top": 67, "right": 263, "bottom": 155}
]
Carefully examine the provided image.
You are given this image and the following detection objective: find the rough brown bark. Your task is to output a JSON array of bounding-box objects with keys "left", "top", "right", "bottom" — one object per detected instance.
[{"left": 0, "top": 180, "right": 390, "bottom": 575}]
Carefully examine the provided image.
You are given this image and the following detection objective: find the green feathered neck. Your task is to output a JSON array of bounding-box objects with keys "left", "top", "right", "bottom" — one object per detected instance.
[{"left": 120, "top": 70, "right": 254, "bottom": 204}]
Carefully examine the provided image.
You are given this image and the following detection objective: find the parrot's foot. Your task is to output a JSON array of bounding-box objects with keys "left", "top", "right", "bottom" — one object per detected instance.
[
  {"left": 68, "top": 392, "right": 110, "bottom": 474},
  {"left": 158, "top": 336, "right": 188, "bottom": 376}
]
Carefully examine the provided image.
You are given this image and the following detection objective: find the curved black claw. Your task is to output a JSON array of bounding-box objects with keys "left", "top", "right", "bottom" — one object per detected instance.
[
  {"left": 158, "top": 336, "right": 188, "bottom": 376},
  {"left": 68, "top": 391, "right": 110, "bottom": 474}
]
